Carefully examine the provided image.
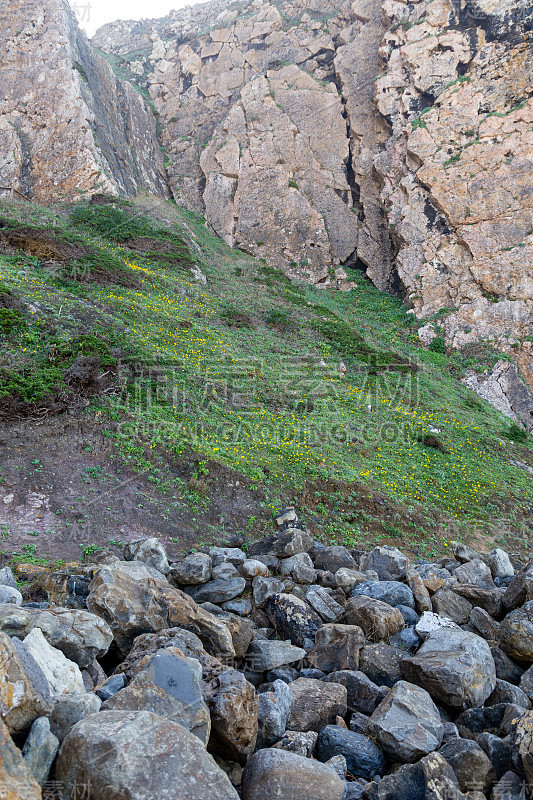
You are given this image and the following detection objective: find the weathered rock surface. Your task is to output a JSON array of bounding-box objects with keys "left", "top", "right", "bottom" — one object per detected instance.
[
  {"left": 401, "top": 628, "right": 496, "bottom": 708},
  {"left": 288, "top": 677, "right": 347, "bottom": 732},
  {"left": 21, "top": 716, "right": 59, "bottom": 786},
  {"left": 87, "top": 560, "right": 234, "bottom": 656},
  {"left": 367, "top": 680, "right": 444, "bottom": 762},
  {"left": 56, "top": 710, "right": 240, "bottom": 800},
  {"left": 265, "top": 593, "right": 321, "bottom": 647},
  {"left": 0, "top": 0, "right": 168, "bottom": 202},
  {"left": 0, "top": 632, "right": 53, "bottom": 737},
  {"left": 0, "top": 718, "right": 42, "bottom": 800},
  {"left": 241, "top": 747, "right": 345, "bottom": 800},
  {"left": 316, "top": 724, "right": 385, "bottom": 780}
]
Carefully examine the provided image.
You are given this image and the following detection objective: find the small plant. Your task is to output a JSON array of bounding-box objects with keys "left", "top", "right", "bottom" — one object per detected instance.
[
  {"left": 288, "top": 180, "right": 299, "bottom": 190},
  {"left": 502, "top": 423, "right": 529, "bottom": 443},
  {"left": 429, "top": 336, "right": 446, "bottom": 354}
]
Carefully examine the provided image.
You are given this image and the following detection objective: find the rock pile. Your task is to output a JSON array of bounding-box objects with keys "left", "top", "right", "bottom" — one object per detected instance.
[{"left": 1, "top": 511, "right": 533, "bottom": 799}]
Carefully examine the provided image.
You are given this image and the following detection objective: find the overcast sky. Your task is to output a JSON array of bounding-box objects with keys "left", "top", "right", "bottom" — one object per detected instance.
[{"left": 69, "top": 0, "right": 204, "bottom": 36}]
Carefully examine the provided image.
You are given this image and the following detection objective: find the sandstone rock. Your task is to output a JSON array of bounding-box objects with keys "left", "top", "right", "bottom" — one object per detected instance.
[
  {"left": 0, "top": 604, "right": 113, "bottom": 668},
  {"left": 241, "top": 747, "right": 345, "bottom": 800},
  {"left": 265, "top": 593, "right": 321, "bottom": 647},
  {"left": 343, "top": 595, "right": 404, "bottom": 642},
  {"left": 21, "top": 716, "right": 59, "bottom": 786},
  {"left": 334, "top": 568, "right": 368, "bottom": 591},
  {"left": 316, "top": 725, "right": 385, "bottom": 780},
  {"left": 288, "top": 678, "right": 347, "bottom": 732},
  {"left": 87, "top": 561, "right": 234, "bottom": 657},
  {"left": 0, "top": 632, "right": 53, "bottom": 736},
  {"left": 406, "top": 568, "right": 432, "bottom": 614},
  {"left": 123, "top": 537, "right": 170, "bottom": 574},
  {"left": 240, "top": 559, "right": 269, "bottom": 579},
  {"left": 23, "top": 628, "right": 85, "bottom": 697},
  {"left": 49, "top": 693, "right": 102, "bottom": 742},
  {"left": 499, "top": 602, "right": 533, "bottom": 661},
  {"left": 102, "top": 649, "right": 211, "bottom": 744},
  {"left": 0, "top": 718, "right": 41, "bottom": 800},
  {"left": 256, "top": 679, "right": 292, "bottom": 749},
  {"left": 247, "top": 639, "right": 305, "bottom": 672},
  {"left": 56, "top": 710, "right": 240, "bottom": 800},
  {"left": 307, "top": 624, "right": 365, "bottom": 673},
  {"left": 401, "top": 629, "right": 496, "bottom": 708},
  {"left": 170, "top": 552, "right": 212, "bottom": 585},
  {"left": 368, "top": 680, "right": 443, "bottom": 762},
  {"left": 360, "top": 546, "right": 409, "bottom": 581},
  {"left": 440, "top": 738, "right": 496, "bottom": 793}
]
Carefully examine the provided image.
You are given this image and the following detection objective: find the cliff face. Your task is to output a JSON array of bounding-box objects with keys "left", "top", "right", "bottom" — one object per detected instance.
[{"left": 0, "top": 0, "right": 169, "bottom": 202}]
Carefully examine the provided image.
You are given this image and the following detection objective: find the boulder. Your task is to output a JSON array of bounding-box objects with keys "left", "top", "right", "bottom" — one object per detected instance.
[
  {"left": 509, "top": 709, "right": 533, "bottom": 785},
  {"left": 489, "top": 549, "right": 515, "bottom": 580},
  {"left": 241, "top": 747, "right": 345, "bottom": 800},
  {"left": 0, "top": 633, "right": 53, "bottom": 736},
  {"left": 102, "top": 649, "right": 211, "bottom": 744},
  {"left": 306, "top": 586, "right": 344, "bottom": 622},
  {"left": 335, "top": 569, "right": 368, "bottom": 591},
  {"left": 316, "top": 725, "right": 385, "bottom": 780},
  {"left": 390, "top": 627, "right": 422, "bottom": 653},
  {"left": 288, "top": 678, "right": 347, "bottom": 732},
  {"left": 0, "top": 586, "right": 22, "bottom": 605},
  {"left": 453, "top": 584, "right": 503, "bottom": 617},
  {"left": 469, "top": 606, "right": 500, "bottom": 641},
  {"left": 343, "top": 595, "right": 404, "bottom": 642},
  {"left": 256, "top": 679, "right": 293, "bottom": 749},
  {"left": 440, "top": 738, "right": 495, "bottom": 793},
  {"left": 272, "top": 730, "right": 317, "bottom": 757},
  {"left": 307, "top": 624, "right": 365, "bottom": 673},
  {"left": 210, "top": 547, "right": 248, "bottom": 567},
  {"left": 325, "top": 670, "right": 384, "bottom": 715},
  {"left": 22, "top": 628, "right": 85, "bottom": 697},
  {"left": 314, "top": 546, "right": 357, "bottom": 573},
  {"left": 0, "top": 604, "right": 113, "bottom": 668},
  {"left": 486, "top": 679, "right": 531, "bottom": 710},
  {"left": 415, "top": 611, "right": 460, "bottom": 639},
  {"left": 248, "top": 530, "right": 313, "bottom": 560},
  {"left": 368, "top": 680, "right": 443, "bottom": 762},
  {"left": 401, "top": 629, "right": 496, "bottom": 708},
  {"left": 246, "top": 639, "right": 306, "bottom": 672},
  {"left": 170, "top": 552, "right": 212, "bottom": 585},
  {"left": 56, "top": 710, "right": 240, "bottom": 800},
  {"left": 123, "top": 537, "right": 170, "bottom": 575},
  {"left": 241, "top": 559, "right": 269, "bottom": 579},
  {"left": 499, "top": 601, "right": 533, "bottom": 661},
  {"left": 492, "top": 771, "right": 526, "bottom": 800},
  {"left": 431, "top": 588, "right": 473, "bottom": 624},
  {"left": 477, "top": 732, "right": 513, "bottom": 779},
  {"left": 351, "top": 580, "right": 415, "bottom": 609},
  {"left": 49, "top": 693, "right": 102, "bottom": 742},
  {"left": 0, "top": 567, "right": 17, "bottom": 588},
  {"left": 87, "top": 561, "right": 234, "bottom": 657},
  {"left": 359, "top": 643, "right": 408, "bottom": 688},
  {"left": 405, "top": 568, "right": 432, "bottom": 613},
  {"left": 188, "top": 577, "right": 246, "bottom": 605},
  {"left": 201, "top": 604, "right": 254, "bottom": 657},
  {"left": 360, "top": 546, "right": 409, "bottom": 581},
  {"left": 492, "top": 645, "right": 525, "bottom": 684},
  {"left": 520, "top": 665, "right": 533, "bottom": 701},
  {"left": 252, "top": 577, "right": 285, "bottom": 608},
  {"left": 21, "top": 716, "right": 59, "bottom": 786},
  {"left": 0, "top": 718, "right": 41, "bottom": 800},
  {"left": 453, "top": 559, "right": 494, "bottom": 588},
  {"left": 365, "top": 752, "right": 466, "bottom": 800},
  {"left": 265, "top": 593, "right": 321, "bottom": 647}
]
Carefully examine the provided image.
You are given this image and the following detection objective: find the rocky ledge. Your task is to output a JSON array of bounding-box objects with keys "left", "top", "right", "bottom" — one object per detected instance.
[{"left": 1, "top": 509, "right": 533, "bottom": 799}]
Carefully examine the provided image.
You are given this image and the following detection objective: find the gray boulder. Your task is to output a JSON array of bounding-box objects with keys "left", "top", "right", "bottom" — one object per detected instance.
[
  {"left": 367, "top": 680, "right": 444, "bottom": 762},
  {"left": 187, "top": 577, "right": 246, "bottom": 605},
  {"left": 0, "top": 586, "right": 22, "bottom": 605},
  {"left": 316, "top": 725, "right": 385, "bottom": 780},
  {"left": 499, "top": 601, "right": 533, "bottom": 661},
  {"left": 252, "top": 577, "right": 285, "bottom": 608},
  {"left": 256, "top": 679, "right": 293, "bottom": 749},
  {"left": 247, "top": 639, "right": 306, "bottom": 672},
  {"left": 0, "top": 566, "right": 17, "bottom": 588},
  {"left": 170, "top": 552, "right": 212, "bottom": 585},
  {"left": 343, "top": 595, "right": 404, "bottom": 642},
  {"left": 288, "top": 678, "right": 347, "bottom": 732},
  {"left": 351, "top": 580, "right": 415, "bottom": 609},
  {"left": 22, "top": 716, "right": 59, "bottom": 786},
  {"left": 401, "top": 629, "right": 496, "bottom": 709},
  {"left": 325, "top": 670, "right": 384, "bottom": 715},
  {"left": 265, "top": 593, "right": 321, "bottom": 647},
  {"left": 50, "top": 693, "right": 102, "bottom": 742},
  {"left": 489, "top": 549, "right": 515, "bottom": 580},
  {"left": 306, "top": 587, "right": 344, "bottom": 622},
  {"left": 360, "top": 546, "right": 409, "bottom": 581},
  {"left": 440, "top": 738, "right": 495, "bottom": 793},
  {"left": 314, "top": 546, "right": 357, "bottom": 573},
  {"left": 123, "top": 537, "right": 170, "bottom": 575},
  {"left": 241, "top": 747, "right": 345, "bottom": 800},
  {"left": 56, "top": 710, "right": 240, "bottom": 800}
]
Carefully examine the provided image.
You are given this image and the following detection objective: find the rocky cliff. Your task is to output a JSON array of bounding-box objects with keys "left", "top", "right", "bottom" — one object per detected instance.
[
  {"left": 91, "top": 0, "right": 532, "bottom": 424},
  {"left": 0, "top": 0, "right": 169, "bottom": 202}
]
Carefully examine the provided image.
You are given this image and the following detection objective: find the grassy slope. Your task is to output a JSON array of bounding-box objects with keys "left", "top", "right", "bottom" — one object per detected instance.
[{"left": 0, "top": 195, "right": 531, "bottom": 563}]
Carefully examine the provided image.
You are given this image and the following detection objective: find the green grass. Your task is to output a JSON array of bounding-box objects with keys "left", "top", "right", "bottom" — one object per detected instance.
[{"left": 0, "top": 197, "right": 531, "bottom": 553}]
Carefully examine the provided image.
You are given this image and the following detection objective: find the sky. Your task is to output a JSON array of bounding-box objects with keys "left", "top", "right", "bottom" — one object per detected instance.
[{"left": 69, "top": 0, "right": 204, "bottom": 37}]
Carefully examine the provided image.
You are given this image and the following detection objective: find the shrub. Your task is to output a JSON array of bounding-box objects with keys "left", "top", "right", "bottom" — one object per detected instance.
[{"left": 429, "top": 336, "right": 446, "bottom": 354}]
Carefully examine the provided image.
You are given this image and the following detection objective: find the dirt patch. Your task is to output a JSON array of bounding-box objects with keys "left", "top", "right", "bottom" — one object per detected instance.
[{"left": 0, "top": 219, "right": 88, "bottom": 262}]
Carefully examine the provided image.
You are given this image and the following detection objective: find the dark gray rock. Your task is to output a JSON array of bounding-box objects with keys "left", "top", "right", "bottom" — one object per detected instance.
[
  {"left": 325, "top": 671, "right": 383, "bottom": 716},
  {"left": 241, "top": 747, "right": 345, "bottom": 800},
  {"left": 455, "top": 704, "right": 508, "bottom": 738},
  {"left": 360, "top": 546, "right": 409, "bottom": 581},
  {"left": 222, "top": 598, "right": 252, "bottom": 616},
  {"left": 247, "top": 639, "right": 306, "bottom": 672},
  {"left": 300, "top": 667, "right": 325, "bottom": 679},
  {"left": 368, "top": 680, "right": 443, "bottom": 762},
  {"left": 252, "top": 577, "right": 285, "bottom": 608},
  {"left": 187, "top": 577, "right": 246, "bottom": 605},
  {"left": 349, "top": 712, "right": 370, "bottom": 736},
  {"left": 315, "top": 546, "right": 357, "bottom": 574},
  {"left": 359, "top": 643, "right": 408, "bottom": 688},
  {"left": 22, "top": 717, "right": 59, "bottom": 786},
  {"left": 439, "top": 738, "right": 495, "bottom": 793},
  {"left": 363, "top": 752, "right": 465, "bottom": 800},
  {"left": 248, "top": 530, "right": 313, "bottom": 560},
  {"left": 487, "top": 679, "right": 531, "bottom": 710},
  {"left": 306, "top": 587, "right": 344, "bottom": 622},
  {"left": 441, "top": 722, "right": 460, "bottom": 744},
  {"left": 477, "top": 732, "right": 513, "bottom": 779},
  {"left": 500, "top": 601, "right": 533, "bottom": 661},
  {"left": 307, "top": 624, "right": 365, "bottom": 673},
  {"left": 49, "top": 693, "right": 102, "bottom": 742},
  {"left": 390, "top": 627, "right": 421, "bottom": 653},
  {"left": 170, "top": 553, "right": 212, "bottom": 585},
  {"left": 96, "top": 673, "right": 125, "bottom": 701},
  {"left": 351, "top": 581, "right": 415, "bottom": 609},
  {"left": 491, "top": 646, "right": 524, "bottom": 684},
  {"left": 396, "top": 605, "right": 419, "bottom": 625},
  {"left": 265, "top": 593, "right": 321, "bottom": 647},
  {"left": 266, "top": 666, "right": 299, "bottom": 684},
  {"left": 209, "top": 547, "right": 247, "bottom": 567},
  {"left": 492, "top": 770, "right": 526, "bottom": 800},
  {"left": 431, "top": 588, "right": 473, "bottom": 625},
  {"left": 316, "top": 725, "right": 385, "bottom": 780}
]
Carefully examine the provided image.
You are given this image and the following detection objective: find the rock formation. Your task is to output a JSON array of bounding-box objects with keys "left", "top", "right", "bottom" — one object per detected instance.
[{"left": 0, "top": 0, "right": 168, "bottom": 203}]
